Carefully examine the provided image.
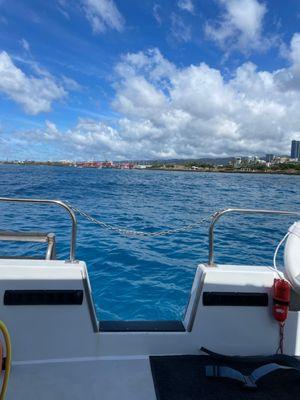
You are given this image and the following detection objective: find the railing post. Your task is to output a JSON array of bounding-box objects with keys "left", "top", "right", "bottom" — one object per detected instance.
[
  {"left": 0, "top": 197, "right": 77, "bottom": 262},
  {"left": 208, "top": 210, "right": 230, "bottom": 267},
  {"left": 207, "top": 208, "right": 300, "bottom": 267}
]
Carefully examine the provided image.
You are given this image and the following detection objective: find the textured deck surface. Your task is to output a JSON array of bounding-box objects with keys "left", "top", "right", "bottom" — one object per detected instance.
[{"left": 150, "top": 355, "right": 300, "bottom": 400}]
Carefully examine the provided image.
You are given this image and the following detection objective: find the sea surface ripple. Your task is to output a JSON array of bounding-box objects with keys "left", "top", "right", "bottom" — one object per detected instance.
[{"left": 0, "top": 165, "right": 300, "bottom": 320}]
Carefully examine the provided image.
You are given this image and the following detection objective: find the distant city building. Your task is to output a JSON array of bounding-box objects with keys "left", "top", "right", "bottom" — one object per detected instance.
[
  {"left": 234, "top": 157, "right": 242, "bottom": 168},
  {"left": 265, "top": 154, "right": 274, "bottom": 163},
  {"left": 135, "top": 164, "right": 149, "bottom": 169},
  {"left": 273, "top": 156, "right": 290, "bottom": 164},
  {"left": 291, "top": 140, "right": 300, "bottom": 160}
]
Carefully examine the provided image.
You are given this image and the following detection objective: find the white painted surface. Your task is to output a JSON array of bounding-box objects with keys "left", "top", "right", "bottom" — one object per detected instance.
[
  {"left": 0, "top": 260, "right": 97, "bottom": 360},
  {"left": 0, "top": 260, "right": 298, "bottom": 360},
  {"left": 193, "top": 264, "right": 281, "bottom": 355},
  {"left": 8, "top": 358, "right": 156, "bottom": 400},
  {"left": 0, "top": 259, "right": 300, "bottom": 398}
]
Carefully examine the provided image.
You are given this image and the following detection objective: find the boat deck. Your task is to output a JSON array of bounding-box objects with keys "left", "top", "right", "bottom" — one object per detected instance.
[
  {"left": 8, "top": 357, "right": 156, "bottom": 400},
  {"left": 150, "top": 355, "right": 300, "bottom": 400},
  {"left": 7, "top": 354, "right": 300, "bottom": 400}
]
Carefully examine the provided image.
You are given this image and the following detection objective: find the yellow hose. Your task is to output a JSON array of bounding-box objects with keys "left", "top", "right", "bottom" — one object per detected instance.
[{"left": 0, "top": 321, "right": 11, "bottom": 400}]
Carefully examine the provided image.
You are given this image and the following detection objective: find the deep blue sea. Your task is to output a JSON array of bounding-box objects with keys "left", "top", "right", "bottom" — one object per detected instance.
[{"left": 0, "top": 165, "right": 299, "bottom": 320}]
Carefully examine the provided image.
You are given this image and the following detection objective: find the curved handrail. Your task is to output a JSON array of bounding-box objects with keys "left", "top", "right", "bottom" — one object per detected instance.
[
  {"left": 0, "top": 197, "right": 77, "bottom": 262},
  {"left": 208, "top": 208, "right": 300, "bottom": 267}
]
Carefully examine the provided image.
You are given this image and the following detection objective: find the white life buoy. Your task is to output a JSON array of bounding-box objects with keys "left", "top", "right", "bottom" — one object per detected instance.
[{"left": 284, "top": 221, "right": 300, "bottom": 292}]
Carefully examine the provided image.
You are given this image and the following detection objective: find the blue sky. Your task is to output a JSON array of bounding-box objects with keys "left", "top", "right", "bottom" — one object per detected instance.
[{"left": 1, "top": 0, "right": 300, "bottom": 160}]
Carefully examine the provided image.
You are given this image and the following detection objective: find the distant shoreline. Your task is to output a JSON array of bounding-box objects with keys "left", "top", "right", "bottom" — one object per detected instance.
[
  {"left": 146, "top": 167, "right": 300, "bottom": 176},
  {"left": 1, "top": 163, "right": 300, "bottom": 176}
]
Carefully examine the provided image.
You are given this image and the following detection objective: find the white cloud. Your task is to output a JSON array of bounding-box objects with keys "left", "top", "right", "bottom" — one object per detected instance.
[
  {"left": 0, "top": 51, "right": 66, "bottom": 114},
  {"left": 170, "top": 14, "right": 192, "bottom": 43},
  {"left": 153, "top": 4, "right": 162, "bottom": 25},
  {"left": 205, "top": 0, "right": 269, "bottom": 54},
  {"left": 20, "top": 38, "right": 30, "bottom": 52},
  {"left": 81, "top": 0, "right": 124, "bottom": 33},
  {"left": 109, "top": 43, "right": 300, "bottom": 158},
  {"left": 61, "top": 75, "right": 82, "bottom": 91},
  {"left": 8, "top": 35, "right": 300, "bottom": 160},
  {"left": 275, "top": 33, "right": 300, "bottom": 91},
  {"left": 15, "top": 118, "right": 129, "bottom": 160},
  {"left": 290, "top": 33, "right": 300, "bottom": 64},
  {"left": 177, "top": 0, "right": 194, "bottom": 13}
]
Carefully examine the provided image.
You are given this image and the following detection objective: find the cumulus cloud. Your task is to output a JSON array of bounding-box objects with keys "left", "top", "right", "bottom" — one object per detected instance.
[
  {"left": 110, "top": 43, "right": 300, "bottom": 158},
  {"left": 0, "top": 51, "right": 66, "bottom": 114},
  {"left": 275, "top": 33, "right": 300, "bottom": 91},
  {"left": 15, "top": 119, "right": 130, "bottom": 160},
  {"left": 205, "top": 0, "right": 270, "bottom": 54},
  {"left": 177, "top": 0, "right": 194, "bottom": 13},
  {"left": 81, "top": 0, "right": 124, "bottom": 33},
  {"left": 109, "top": 51, "right": 274, "bottom": 157},
  {"left": 8, "top": 35, "right": 300, "bottom": 160}
]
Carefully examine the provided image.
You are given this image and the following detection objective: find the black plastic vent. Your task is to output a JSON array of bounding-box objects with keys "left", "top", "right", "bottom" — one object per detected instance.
[
  {"left": 99, "top": 320, "right": 185, "bottom": 332},
  {"left": 4, "top": 290, "right": 83, "bottom": 305},
  {"left": 203, "top": 292, "right": 268, "bottom": 307}
]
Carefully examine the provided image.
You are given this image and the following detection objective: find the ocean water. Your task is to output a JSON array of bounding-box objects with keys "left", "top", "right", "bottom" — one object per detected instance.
[{"left": 0, "top": 165, "right": 299, "bottom": 320}]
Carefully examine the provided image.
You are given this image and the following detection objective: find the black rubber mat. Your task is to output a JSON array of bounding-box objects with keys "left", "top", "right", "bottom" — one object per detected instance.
[{"left": 150, "top": 355, "right": 300, "bottom": 400}]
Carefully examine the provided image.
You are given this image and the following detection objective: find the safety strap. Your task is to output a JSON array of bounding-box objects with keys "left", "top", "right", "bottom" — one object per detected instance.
[
  {"left": 201, "top": 347, "right": 300, "bottom": 368},
  {"left": 206, "top": 363, "right": 293, "bottom": 389},
  {"left": 201, "top": 347, "right": 300, "bottom": 390}
]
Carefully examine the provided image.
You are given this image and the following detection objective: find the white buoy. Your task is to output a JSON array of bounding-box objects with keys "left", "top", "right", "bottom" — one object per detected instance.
[{"left": 284, "top": 221, "right": 300, "bottom": 292}]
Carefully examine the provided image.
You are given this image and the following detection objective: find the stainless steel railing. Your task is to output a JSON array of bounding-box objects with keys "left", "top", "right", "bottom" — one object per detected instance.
[
  {"left": 1, "top": 199, "right": 299, "bottom": 265},
  {"left": 208, "top": 208, "right": 300, "bottom": 266},
  {"left": 0, "top": 231, "right": 56, "bottom": 260},
  {"left": 0, "top": 198, "right": 77, "bottom": 262}
]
